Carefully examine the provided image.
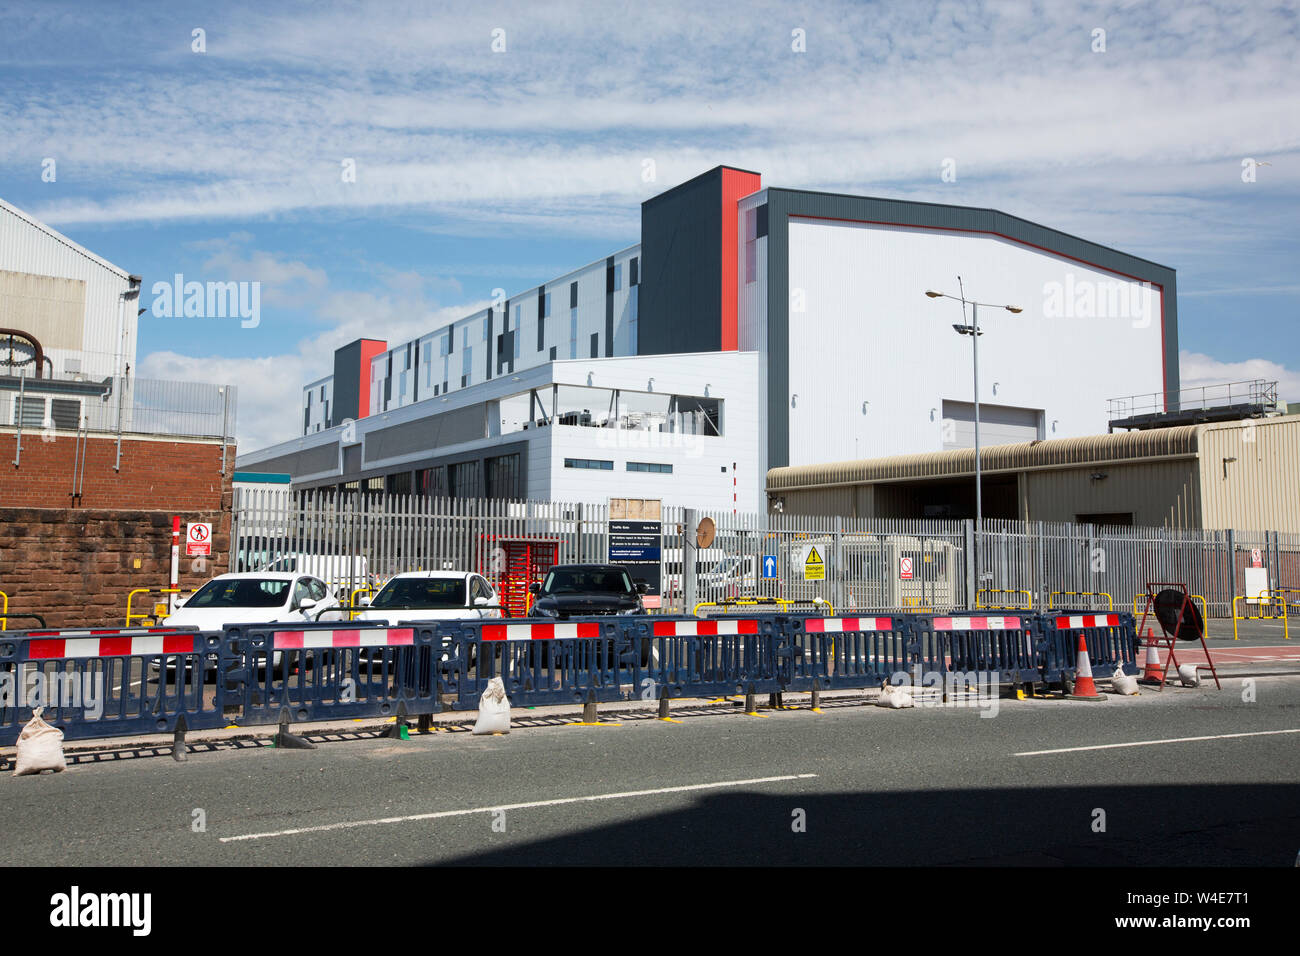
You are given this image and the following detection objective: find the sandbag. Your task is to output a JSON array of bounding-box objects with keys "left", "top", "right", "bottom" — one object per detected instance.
[
  {"left": 875, "top": 684, "right": 915, "bottom": 709},
  {"left": 1178, "top": 664, "right": 1201, "bottom": 687},
  {"left": 13, "top": 707, "right": 66, "bottom": 776},
  {"left": 1111, "top": 666, "right": 1139, "bottom": 696},
  {"left": 472, "top": 676, "right": 512, "bottom": 734}
]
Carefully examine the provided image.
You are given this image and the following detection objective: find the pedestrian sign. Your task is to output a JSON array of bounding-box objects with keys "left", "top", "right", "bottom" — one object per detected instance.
[
  {"left": 803, "top": 546, "right": 825, "bottom": 581},
  {"left": 762, "top": 555, "right": 778, "bottom": 579},
  {"left": 900, "top": 556, "right": 913, "bottom": 580}
]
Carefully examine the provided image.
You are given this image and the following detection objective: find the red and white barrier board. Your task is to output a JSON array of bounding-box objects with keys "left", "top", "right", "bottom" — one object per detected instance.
[
  {"left": 273, "top": 628, "right": 414, "bottom": 649},
  {"left": 653, "top": 619, "right": 760, "bottom": 636},
  {"left": 481, "top": 622, "right": 603, "bottom": 641},
  {"left": 804, "top": 617, "right": 893, "bottom": 633},
  {"left": 27, "top": 630, "right": 198, "bottom": 659},
  {"left": 932, "top": 616, "right": 1023, "bottom": 631},
  {"left": 1055, "top": 614, "right": 1120, "bottom": 628}
]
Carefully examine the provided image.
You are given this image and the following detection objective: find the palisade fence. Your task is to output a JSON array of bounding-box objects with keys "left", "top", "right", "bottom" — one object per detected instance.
[{"left": 230, "top": 488, "right": 1300, "bottom": 618}]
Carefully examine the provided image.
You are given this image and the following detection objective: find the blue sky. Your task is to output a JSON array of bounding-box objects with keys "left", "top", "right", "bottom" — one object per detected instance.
[{"left": 2, "top": 0, "right": 1297, "bottom": 451}]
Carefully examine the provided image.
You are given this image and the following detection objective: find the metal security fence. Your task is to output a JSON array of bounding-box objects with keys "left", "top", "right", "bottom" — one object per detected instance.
[{"left": 230, "top": 489, "right": 1300, "bottom": 618}]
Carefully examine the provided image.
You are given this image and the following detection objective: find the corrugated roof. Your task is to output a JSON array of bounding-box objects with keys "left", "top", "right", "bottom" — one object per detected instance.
[
  {"left": 767, "top": 425, "right": 1201, "bottom": 489},
  {"left": 0, "top": 196, "right": 131, "bottom": 279}
]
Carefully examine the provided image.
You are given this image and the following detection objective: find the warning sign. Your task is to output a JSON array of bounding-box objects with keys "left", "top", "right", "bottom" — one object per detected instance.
[
  {"left": 1250, "top": 549, "right": 1263, "bottom": 568},
  {"left": 900, "top": 556, "right": 913, "bottom": 580},
  {"left": 186, "top": 522, "right": 212, "bottom": 557},
  {"left": 803, "top": 546, "right": 825, "bottom": 581}
]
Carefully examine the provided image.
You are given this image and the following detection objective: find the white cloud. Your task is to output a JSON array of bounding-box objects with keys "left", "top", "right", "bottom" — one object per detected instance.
[
  {"left": 137, "top": 265, "right": 485, "bottom": 452},
  {"left": 1180, "top": 350, "right": 1300, "bottom": 405}
]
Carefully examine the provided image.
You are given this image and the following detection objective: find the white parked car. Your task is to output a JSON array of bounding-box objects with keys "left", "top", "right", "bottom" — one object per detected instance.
[
  {"left": 353, "top": 571, "right": 502, "bottom": 666},
  {"left": 160, "top": 571, "right": 340, "bottom": 670}
]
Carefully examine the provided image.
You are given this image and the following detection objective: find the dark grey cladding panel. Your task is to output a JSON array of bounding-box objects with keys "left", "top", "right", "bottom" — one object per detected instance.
[
  {"left": 342, "top": 444, "right": 361, "bottom": 474},
  {"left": 332, "top": 340, "right": 362, "bottom": 424},
  {"left": 762, "top": 187, "right": 1180, "bottom": 469},
  {"left": 251, "top": 442, "right": 339, "bottom": 479},
  {"left": 363, "top": 405, "right": 486, "bottom": 463},
  {"left": 638, "top": 168, "right": 723, "bottom": 355}
]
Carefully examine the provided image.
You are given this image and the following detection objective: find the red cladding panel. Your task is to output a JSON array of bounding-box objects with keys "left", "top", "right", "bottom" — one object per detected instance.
[
  {"left": 719, "top": 169, "right": 762, "bottom": 351},
  {"left": 358, "top": 339, "right": 387, "bottom": 418}
]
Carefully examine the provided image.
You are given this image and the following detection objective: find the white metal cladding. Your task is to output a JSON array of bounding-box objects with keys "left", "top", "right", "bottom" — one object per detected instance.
[
  {"left": 784, "top": 218, "right": 1166, "bottom": 468},
  {"left": 353, "top": 246, "right": 641, "bottom": 425},
  {"left": 738, "top": 191, "right": 770, "bottom": 482},
  {"left": 302, "top": 376, "right": 333, "bottom": 434},
  {"left": 240, "top": 351, "right": 760, "bottom": 511},
  {"left": 546, "top": 352, "right": 761, "bottom": 511},
  {"left": 0, "top": 198, "right": 138, "bottom": 380}
]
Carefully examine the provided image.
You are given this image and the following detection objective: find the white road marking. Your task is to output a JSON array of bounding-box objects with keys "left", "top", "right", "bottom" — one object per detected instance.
[
  {"left": 1015, "top": 728, "right": 1300, "bottom": 757},
  {"left": 220, "top": 773, "right": 819, "bottom": 843}
]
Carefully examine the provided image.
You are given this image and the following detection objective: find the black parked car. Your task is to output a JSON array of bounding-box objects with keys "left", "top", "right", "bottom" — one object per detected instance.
[
  {"left": 527, "top": 564, "right": 650, "bottom": 666},
  {"left": 528, "top": 564, "right": 647, "bottom": 618}
]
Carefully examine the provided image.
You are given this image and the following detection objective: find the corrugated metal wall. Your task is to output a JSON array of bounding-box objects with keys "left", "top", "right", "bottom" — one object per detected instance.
[
  {"left": 0, "top": 201, "right": 137, "bottom": 380},
  {"left": 1199, "top": 416, "right": 1300, "bottom": 532}
]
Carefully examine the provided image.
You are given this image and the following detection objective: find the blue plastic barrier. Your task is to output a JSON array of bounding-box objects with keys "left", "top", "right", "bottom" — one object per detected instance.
[
  {"left": 777, "top": 615, "right": 915, "bottom": 691},
  {"left": 223, "top": 621, "right": 443, "bottom": 726},
  {"left": 1040, "top": 611, "right": 1138, "bottom": 681},
  {"left": 0, "top": 626, "right": 223, "bottom": 746},
  {"left": 923, "top": 612, "right": 1043, "bottom": 686}
]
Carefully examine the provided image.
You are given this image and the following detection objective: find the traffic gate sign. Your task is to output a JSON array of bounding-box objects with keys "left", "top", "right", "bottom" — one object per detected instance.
[
  {"left": 186, "top": 522, "right": 212, "bottom": 557},
  {"left": 762, "top": 555, "right": 778, "bottom": 579},
  {"left": 900, "top": 556, "right": 913, "bottom": 580},
  {"left": 803, "top": 546, "right": 825, "bottom": 581}
]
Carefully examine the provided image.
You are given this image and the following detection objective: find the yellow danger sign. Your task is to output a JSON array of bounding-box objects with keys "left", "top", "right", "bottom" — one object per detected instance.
[{"left": 803, "top": 546, "right": 825, "bottom": 581}]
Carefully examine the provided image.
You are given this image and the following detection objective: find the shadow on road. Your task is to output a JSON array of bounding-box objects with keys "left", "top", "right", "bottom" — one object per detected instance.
[{"left": 432, "top": 783, "right": 1300, "bottom": 867}]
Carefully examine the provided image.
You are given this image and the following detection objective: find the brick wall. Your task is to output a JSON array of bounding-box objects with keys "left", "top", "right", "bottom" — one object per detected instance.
[
  {"left": 0, "top": 431, "right": 235, "bottom": 629},
  {"left": 0, "top": 508, "right": 232, "bottom": 629},
  {"left": 0, "top": 431, "right": 232, "bottom": 511}
]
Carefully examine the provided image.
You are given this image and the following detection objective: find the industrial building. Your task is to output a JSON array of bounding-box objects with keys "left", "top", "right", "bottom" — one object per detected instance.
[
  {"left": 238, "top": 165, "right": 1178, "bottom": 511},
  {"left": 766, "top": 404, "right": 1300, "bottom": 533}
]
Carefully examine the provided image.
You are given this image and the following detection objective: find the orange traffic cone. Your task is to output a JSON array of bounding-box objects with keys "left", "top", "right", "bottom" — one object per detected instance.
[
  {"left": 1139, "top": 629, "right": 1164, "bottom": 685},
  {"left": 1068, "top": 632, "right": 1106, "bottom": 701}
]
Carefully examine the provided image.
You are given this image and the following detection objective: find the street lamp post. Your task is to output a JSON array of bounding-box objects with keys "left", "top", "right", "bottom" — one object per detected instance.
[{"left": 925, "top": 281, "right": 1021, "bottom": 603}]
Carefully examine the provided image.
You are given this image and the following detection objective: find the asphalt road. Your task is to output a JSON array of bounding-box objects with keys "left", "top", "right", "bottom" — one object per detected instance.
[{"left": 2, "top": 672, "right": 1298, "bottom": 867}]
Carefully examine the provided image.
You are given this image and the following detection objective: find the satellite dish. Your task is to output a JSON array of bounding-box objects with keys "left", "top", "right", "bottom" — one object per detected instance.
[
  {"left": 1153, "top": 589, "right": 1204, "bottom": 641},
  {"left": 697, "top": 517, "right": 716, "bottom": 550}
]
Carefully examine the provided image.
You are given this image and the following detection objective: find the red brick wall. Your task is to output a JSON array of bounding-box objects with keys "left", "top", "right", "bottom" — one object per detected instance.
[
  {"left": 0, "top": 508, "right": 232, "bottom": 629},
  {"left": 0, "top": 432, "right": 234, "bottom": 629},
  {"left": 0, "top": 432, "right": 232, "bottom": 511}
]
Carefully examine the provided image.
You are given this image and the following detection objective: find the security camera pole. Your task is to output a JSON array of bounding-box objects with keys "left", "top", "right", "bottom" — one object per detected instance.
[{"left": 925, "top": 280, "right": 1022, "bottom": 601}]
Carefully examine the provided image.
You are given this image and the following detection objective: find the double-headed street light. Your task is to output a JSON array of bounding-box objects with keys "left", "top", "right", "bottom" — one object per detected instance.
[{"left": 924, "top": 279, "right": 1022, "bottom": 600}]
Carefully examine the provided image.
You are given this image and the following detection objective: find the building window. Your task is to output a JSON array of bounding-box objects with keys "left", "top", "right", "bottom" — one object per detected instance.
[
  {"left": 590, "top": 332, "right": 598, "bottom": 358},
  {"left": 549, "top": 346, "right": 557, "bottom": 360},
  {"left": 570, "top": 280, "right": 578, "bottom": 309},
  {"left": 627, "top": 461, "right": 672, "bottom": 473},
  {"left": 486, "top": 453, "right": 520, "bottom": 498},
  {"left": 611, "top": 263, "right": 621, "bottom": 292},
  {"left": 630, "top": 257, "right": 639, "bottom": 287},
  {"left": 386, "top": 471, "right": 412, "bottom": 495},
  {"left": 418, "top": 466, "right": 447, "bottom": 497},
  {"left": 564, "top": 458, "right": 613, "bottom": 470},
  {"left": 448, "top": 460, "right": 483, "bottom": 498},
  {"left": 461, "top": 374, "right": 468, "bottom": 388}
]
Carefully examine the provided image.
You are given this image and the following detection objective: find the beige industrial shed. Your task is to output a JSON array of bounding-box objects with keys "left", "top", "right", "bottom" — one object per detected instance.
[{"left": 766, "top": 414, "right": 1300, "bottom": 532}]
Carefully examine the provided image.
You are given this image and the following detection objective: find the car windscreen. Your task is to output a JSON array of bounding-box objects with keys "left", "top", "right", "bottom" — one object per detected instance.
[
  {"left": 185, "top": 578, "right": 291, "bottom": 608},
  {"left": 542, "top": 569, "right": 634, "bottom": 595},
  {"left": 370, "top": 577, "right": 467, "bottom": 609}
]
